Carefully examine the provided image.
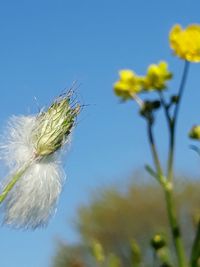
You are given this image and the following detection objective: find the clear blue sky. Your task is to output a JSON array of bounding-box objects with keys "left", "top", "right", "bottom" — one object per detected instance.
[{"left": 0, "top": 0, "right": 200, "bottom": 266}]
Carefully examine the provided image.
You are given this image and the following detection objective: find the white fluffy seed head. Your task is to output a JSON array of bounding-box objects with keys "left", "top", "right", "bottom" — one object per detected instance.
[
  {"left": 0, "top": 115, "right": 36, "bottom": 169},
  {"left": 0, "top": 115, "right": 67, "bottom": 229},
  {"left": 0, "top": 91, "right": 80, "bottom": 229},
  {"left": 2, "top": 158, "right": 64, "bottom": 229}
]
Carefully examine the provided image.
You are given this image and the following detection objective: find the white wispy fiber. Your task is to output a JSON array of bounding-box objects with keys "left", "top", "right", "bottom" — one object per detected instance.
[{"left": 0, "top": 115, "right": 65, "bottom": 229}]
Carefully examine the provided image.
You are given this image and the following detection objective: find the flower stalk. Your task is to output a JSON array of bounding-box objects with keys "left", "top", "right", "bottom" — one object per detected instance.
[
  {"left": 167, "top": 61, "right": 190, "bottom": 182},
  {"left": 0, "top": 159, "right": 34, "bottom": 204},
  {"left": 164, "top": 185, "right": 187, "bottom": 267},
  {"left": 155, "top": 62, "right": 190, "bottom": 267},
  {"left": 113, "top": 23, "right": 199, "bottom": 267}
]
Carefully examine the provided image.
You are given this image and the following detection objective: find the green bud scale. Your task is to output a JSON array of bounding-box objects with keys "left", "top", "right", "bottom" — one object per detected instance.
[{"left": 33, "top": 92, "right": 80, "bottom": 157}]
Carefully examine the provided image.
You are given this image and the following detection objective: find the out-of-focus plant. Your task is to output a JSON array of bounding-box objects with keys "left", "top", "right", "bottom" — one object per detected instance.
[
  {"left": 52, "top": 179, "right": 200, "bottom": 267},
  {"left": 191, "top": 220, "right": 200, "bottom": 267},
  {"left": 113, "top": 23, "right": 200, "bottom": 267},
  {"left": 151, "top": 233, "right": 172, "bottom": 267},
  {"left": 91, "top": 239, "right": 106, "bottom": 264},
  {"left": 130, "top": 239, "right": 142, "bottom": 267},
  {"left": 52, "top": 243, "right": 88, "bottom": 267}
]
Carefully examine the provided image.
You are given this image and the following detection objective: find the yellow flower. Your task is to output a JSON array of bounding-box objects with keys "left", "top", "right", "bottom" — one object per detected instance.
[
  {"left": 189, "top": 125, "right": 200, "bottom": 140},
  {"left": 143, "top": 61, "right": 172, "bottom": 91},
  {"left": 114, "top": 70, "right": 142, "bottom": 100},
  {"left": 169, "top": 24, "right": 200, "bottom": 62}
]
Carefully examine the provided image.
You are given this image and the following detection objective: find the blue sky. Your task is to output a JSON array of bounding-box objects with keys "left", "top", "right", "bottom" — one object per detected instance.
[{"left": 0, "top": 0, "right": 200, "bottom": 266}]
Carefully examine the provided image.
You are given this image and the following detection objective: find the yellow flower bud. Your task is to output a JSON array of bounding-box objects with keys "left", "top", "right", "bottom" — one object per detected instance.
[{"left": 189, "top": 125, "right": 200, "bottom": 140}]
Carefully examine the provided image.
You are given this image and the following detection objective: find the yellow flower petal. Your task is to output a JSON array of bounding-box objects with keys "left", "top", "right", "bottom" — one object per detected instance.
[
  {"left": 169, "top": 24, "right": 200, "bottom": 62},
  {"left": 119, "top": 70, "right": 136, "bottom": 81},
  {"left": 143, "top": 61, "right": 172, "bottom": 91},
  {"left": 113, "top": 70, "right": 142, "bottom": 100}
]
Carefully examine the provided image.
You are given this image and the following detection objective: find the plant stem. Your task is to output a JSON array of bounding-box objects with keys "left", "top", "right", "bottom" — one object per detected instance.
[
  {"left": 147, "top": 120, "right": 187, "bottom": 266},
  {"left": 164, "top": 184, "right": 187, "bottom": 267},
  {"left": 168, "top": 61, "right": 190, "bottom": 182},
  {"left": 165, "top": 61, "right": 190, "bottom": 267},
  {"left": 191, "top": 220, "right": 200, "bottom": 267},
  {"left": 147, "top": 121, "right": 163, "bottom": 177},
  {"left": 167, "top": 118, "right": 175, "bottom": 183},
  {"left": 147, "top": 122, "right": 185, "bottom": 266},
  {"left": 0, "top": 160, "right": 33, "bottom": 204},
  {"left": 173, "top": 61, "right": 190, "bottom": 124},
  {"left": 146, "top": 61, "right": 189, "bottom": 267},
  {"left": 159, "top": 91, "right": 171, "bottom": 127}
]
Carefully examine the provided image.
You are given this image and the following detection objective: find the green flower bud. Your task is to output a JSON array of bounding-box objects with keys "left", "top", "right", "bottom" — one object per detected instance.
[
  {"left": 189, "top": 125, "right": 200, "bottom": 140},
  {"left": 151, "top": 234, "right": 166, "bottom": 250},
  {"left": 170, "top": 95, "right": 179, "bottom": 104},
  {"left": 33, "top": 92, "right": 80, "bottom": 156}
]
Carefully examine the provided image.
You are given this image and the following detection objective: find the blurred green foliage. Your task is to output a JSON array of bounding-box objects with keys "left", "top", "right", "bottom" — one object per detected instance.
[{"left": 51, "top": 174, "right": 200, "bottom": 267}]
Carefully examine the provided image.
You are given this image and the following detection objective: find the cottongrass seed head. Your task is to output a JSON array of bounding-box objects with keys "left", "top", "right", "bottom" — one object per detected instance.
[{"left": 0, "top": 91, "right": 80, "bottom": 229}]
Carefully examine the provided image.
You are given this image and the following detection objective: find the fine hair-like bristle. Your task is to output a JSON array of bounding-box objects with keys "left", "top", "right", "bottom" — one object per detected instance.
[{"left": 0, "top": 115, "right": 66, "bottom": 228}]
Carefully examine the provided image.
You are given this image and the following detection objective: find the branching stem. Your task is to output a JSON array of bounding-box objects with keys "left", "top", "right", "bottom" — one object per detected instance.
[{"left": 147, "top": 61, "right": 190, "bottom": 267}]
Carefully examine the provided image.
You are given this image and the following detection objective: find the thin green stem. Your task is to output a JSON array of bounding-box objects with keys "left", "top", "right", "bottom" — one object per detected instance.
[
  {"left": 159, "top": 91, "right": 172, "bottom": 127},
  {"left": 147, "top": 119, "right": 187, "bottom": 266},
  {"left": 0, "top": 160, "right": 33, "bottom": 204},
  {"left": 191, "top": 220, "right": 200, "bottom": 267},
  {"left": 146, "top": 61, "right": 190, "bottom": 267},
  {"left": 149, "top": 83, "right": 189, "bottom": 267},
  {"left": 168, "top": 61, "right": 190, "bottom": 182},
  {"left": 167, "top": 119, "right": 175, "bottom": 183},
  {"left": 159, "top": 91, "right": 174, "bottom": 181},
  {"left": 164, "top": 185, "right": 187, "bottom": 267},
  {"left": 164, "top": 61, "right": 190, "bottom": 267},
  {"left": 145, "top": 164, "right": 166, "bottom": 186},
  {"left": 173, "top": 61, "right": 190, "bottom": 124},
  {"left": 147, "top": 121, "right": 163, "bottom": 177}
]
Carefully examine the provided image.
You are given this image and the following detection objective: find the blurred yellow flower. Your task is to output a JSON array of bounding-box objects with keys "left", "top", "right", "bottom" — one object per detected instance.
[
  {"left": 189, "top": 125, "right": 200, "bottom": 140},
  {"left": 114, "top": 70, "right": 142, "bottom": 100},
  {"left": 143, "top": 61, "right": 172, "bottom": 90},
  {"left": 169, "top": 24, "right": 200, "bottom": 62}
]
